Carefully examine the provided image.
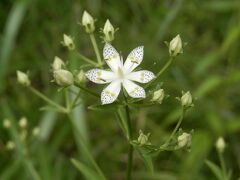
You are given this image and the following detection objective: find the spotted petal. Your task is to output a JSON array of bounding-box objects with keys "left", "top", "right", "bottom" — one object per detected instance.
[
  {"left": 123, "top": 46, "right": 144, "bottom": 73},
  {"left": 101, "top": 80, "right": 121, "bottom": 104},
  {"left": 85, "top": 69, "right": 116, "bottom": 84},
  {"left": 103, "top": 43, "right": 122, "bottom": 72},
  {"left": 123, "top": 80, "right": 146, "bottom": 98},
  {"left": 126, "top": 70, "right": 155, "bottom": 83}
]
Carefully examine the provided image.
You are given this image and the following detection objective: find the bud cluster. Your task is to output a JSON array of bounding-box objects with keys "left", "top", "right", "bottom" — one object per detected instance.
[{"left": 2, "top": 117, "right": 40, "bottom": 151}]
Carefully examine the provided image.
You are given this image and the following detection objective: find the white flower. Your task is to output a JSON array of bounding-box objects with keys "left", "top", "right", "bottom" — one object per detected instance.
[
  {"left": 103, "top": 19, "right": 115, "bottom": 42},
  {"left": 82, "top": 11, "right": 95, "bottom": 33},
  {"left": 17, "top": 70, "right": 30, "bottom": 86},
  {"left": 85, "top": 43, "right": 155, "bottom": 105},
  {"left": 181, "top": 91, "right": 193, "bottom": 107},
  {"left": 62, "top": 34, "right": 75, "bottom": 50}
]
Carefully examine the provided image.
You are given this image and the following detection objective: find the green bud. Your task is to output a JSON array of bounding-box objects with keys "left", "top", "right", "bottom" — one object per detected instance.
[
  {"left": 54, "top": 69, "right": 74, "bottom": 86},
  {"left": 6, "top": 141, "right": 15, "bottom": 150},
  {"left": 17, "top": 70, "right": 30, "bottom": 86},
  {"left": 52, "top": 56, "right": 65, "bottom": 71},
  {"left": 3, "top": 118, "right": 11, "bottom": 129},
  {"left": 62, "top": 34, "right": 75, "bottom": 50},
  {"left": 151, "top": 89, "right": 165, "bottom": 104},
  {"left": 82, "top": 11, "right": 95, "bottom": 33},
  {"left": 177, "top": 132, "right": 192, "bottom": 148},
  {"left": 19, "top": 117, "right": 27, "bottom": 128},
  {"left": 216, "top": 137, "right": 225, "bottom": 153},
  {"left": 103, "top": 19, "right": 115, "bottom": 43},
  {"left": 32, "top": 127, "right": 40, "bottom": 136},
  {"left": 169, "top": 34, "right": 183, "bottom": 57},
  {"left": 181, "top": 91, "right": 193, "bottom": 108},
  {"left": 75, "top": 70, "right": 86, "bottom": 85},
  {"left": 137, "top": 130, "right": 150, "bottom": 145}
]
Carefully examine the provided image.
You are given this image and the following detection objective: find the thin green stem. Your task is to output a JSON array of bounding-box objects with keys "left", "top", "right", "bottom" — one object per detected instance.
[
  {"left": 74, "top": 84, "right": 99, "bottom": 98},
  {"left": 218, "top": 151, "right": 227, "bottom": 180},
  {"left": 24, "top": 159, "right": 42, "bottom": 180},
  {"left": 67, "top": 114, "right": 106, "bottom": 180},
  {"left": 89, "top": 33, "right": 102, "bottom": 66},
  {"left": 29, "top": 86, "right": 67, "bottom": 113},
  {"left": 71, "top": 90, "right": 81, "bottom": 108},
  {"left": 76, "top": 52, "right": 98, "bottom": 66},
  {"left": 164, "top": 107, "right": 185, "bottom": 146},
  {"left": 145, "top": 57, "right": 173, "bottom": 89},
  {"left": 123, "top": 92, "right": 133, "bottom": 180}
]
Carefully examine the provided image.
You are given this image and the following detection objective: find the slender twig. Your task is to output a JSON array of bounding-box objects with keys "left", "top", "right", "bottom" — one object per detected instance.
[
  {"left": 163, "top": 107, "right": 185, "bottom": 147},
  {"left": 74, "top": 84, "right": 99, "bottom": 98},
  {"left": 89, "top": 34, "right": 102, "bottom": 66},
  {"left": 76, "top": 52, "right": 98, "bottom": 66},
  {"left": 29, "top": 86, "right": 67, "bottom": 113},
  {"left": 218, "top": 151, "right": 227, "bottom": 180},
  {"left": 145, "top": 57, "right": 173, "bottom": 89}
]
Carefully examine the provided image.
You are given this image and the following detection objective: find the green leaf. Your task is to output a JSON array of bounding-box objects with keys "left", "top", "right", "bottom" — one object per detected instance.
[
  {"left": 136, "top": 147, "right": 154, "bottom": 173},
  {"left": 205, "top": 160, "right": 223, "bottom": 180},
  {"left": 71, "top": 158, "right": 102, "bottom": 180}
]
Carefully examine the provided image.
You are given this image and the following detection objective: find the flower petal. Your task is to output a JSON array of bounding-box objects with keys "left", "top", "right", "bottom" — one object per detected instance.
[
  {"left": 103, "top": 43, "right": 122, "bottom": 72},
  {"left": 123, "top": 46, "right": 144, "bottom": 73},
  {"left": 85, "top": 68, "right": 116, "bottom": 84},
  {"left": 123, "top": 80, "right": 146, "bottom": 98},
  {"left": 101, "top": 81, "right": 121, "bottom": 104},
  {"left": 126, "top": 70, "right": 155, "bottom": 83}
]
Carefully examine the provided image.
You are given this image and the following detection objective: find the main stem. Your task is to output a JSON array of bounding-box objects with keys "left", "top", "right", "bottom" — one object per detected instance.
[
  {"left": 218, "top": 151, "right": 227, "bottom": 180},
  {"left": 124, "top": 93, "right": 133, "bottom": 180}
]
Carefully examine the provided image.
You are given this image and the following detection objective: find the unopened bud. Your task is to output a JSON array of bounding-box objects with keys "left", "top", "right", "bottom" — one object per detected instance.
[
  {"left": 177, "top": 132, "right": 192, "bottom": 148},
  {"left": 216, "top": 137, "right": 225, "bottom": 153},
  {"left": 181, "top": 91, "right": 193, "bottom": 108},
  {"left": 137, "top": 130, "right": 150, "bottom": 145},
  {"left": 103, "top": 19, "right": 115, "bottom": 43},
  {"left": 17, "top": 71, "right": 30, "bottom": 86},
  {"left": 169, "top": 34, "right": 183, "bottom": 57},
  {"left": 151, "top": 89, "right": 165, "bottom": 104},
  {"left": 6, "top": 141, "right": 15, "bottom": 150},
  {"left": 32, "top": 127, "right": 40, "bottom": 136},
  {"left": 62, "top": 34, "right": 75, "bottom": 50},
  {"left": 19, "top": 117, "right": 27, "bottom": 128},
  {"left": 52, "top": 56, "right": 65, "bottom": 71},
  {"left": 54, "top": 69, "right": 74, "bottom": 86},
  {"left": 82, "top": 11, "right": 95, "bottom": 33},
  {"left": 75, "top": 70, "right": 86, "bottom": 85},
  {"left": 3, "top": 119, "right": 11, "bottom": 129}
]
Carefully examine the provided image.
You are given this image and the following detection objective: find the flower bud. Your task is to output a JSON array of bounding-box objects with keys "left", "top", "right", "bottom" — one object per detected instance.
[
  {"left": 103, "top": 19, "right": 115, "bottom": 43},
  {"left": 137, "top": 130, "right": 150, "bottom": 145},
  {"left": 62, "top": 34, "right": 75, "bottom": 50},
  {"left": 17, "top": 71, "right": 30, "bottom": 86},
  {"left": 3, "top": 119, "right": 11, "bottom": 129},
  {"left": 54, "top": 69, "right": 74, "bottom": 86},
  {"left": 75, "top": 70, "right": 86, "bottom": 85},
  {"left": 52, "top": 56, "right": 65, "bottom": 71},
  {"left": 82, "top": 11, "right": 95, "bottom": 33},
  {"left": 151, "top": 89, "right": 165, "bottom": 104},
  {"left": 216, "top": 137, "right": 225, "bottom": 153},
  {"left": 6, "top": 141, "right": 15, "bottom": 150},
  {"left": 169, "top": 34, "right": 183, "bottom": 57},
  {"left": 19, "top": 117, "right": 27, "bottom": 128},
  {"left": 181, "top": 91, "right": 193, "bottom": 108},
  {"left": 32, "top": 127, "right": 40, "bottom": 136},
  {"left": 177, "top": 132, "right": 192, "bottom": 148}
]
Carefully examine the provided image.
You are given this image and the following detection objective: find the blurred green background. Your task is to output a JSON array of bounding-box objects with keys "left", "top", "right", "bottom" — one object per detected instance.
[{"left": 1, "top": 0, "right": 240, "bottom": 179}]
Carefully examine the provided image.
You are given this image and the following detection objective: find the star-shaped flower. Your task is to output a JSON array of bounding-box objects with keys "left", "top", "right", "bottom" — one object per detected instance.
[{"left": 85, "top": 43, "right": 155, "bottom": 104}]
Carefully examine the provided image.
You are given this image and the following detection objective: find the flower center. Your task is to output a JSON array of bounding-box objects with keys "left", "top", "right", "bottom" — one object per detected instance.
[{"left": 117, "top": 67, "right": 125, "bottom": 80}]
